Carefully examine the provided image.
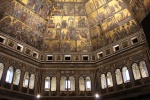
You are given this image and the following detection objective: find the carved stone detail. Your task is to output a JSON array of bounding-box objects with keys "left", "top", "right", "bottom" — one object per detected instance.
[
  {"left": 8, "top": 59, "right": 23, "bottom": 69},
  {"left": 25, "top": 65, "right": 36, "bottom": 73},
  {"left": 45, "top": 70, "right": 57, "bottom": 76},
  {"left": 130, "top": 53, "right": 143, "bottom": 63},
  {"left": 0, "top": 54, "right": 7, "bottom": 63},
  {"left": 79, "top": 71, "right": 91, "bottom": 75}
]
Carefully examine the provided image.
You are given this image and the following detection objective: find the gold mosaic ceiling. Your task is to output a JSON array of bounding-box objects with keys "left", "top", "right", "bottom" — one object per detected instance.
[
  {"left": 20, "top": 0, "right": 88, "bottom": 3},
  {"left": 53, "top": 0, "right": 88, "bottom": 2},
  {"left": 0, "top": 0, "right": 150, "bottom": 53}
]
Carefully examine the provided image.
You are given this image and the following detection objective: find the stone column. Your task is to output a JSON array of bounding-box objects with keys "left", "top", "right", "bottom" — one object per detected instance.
[
  {"left": 144, "top": 50, "right": 150, "bottom": 74},
  {"left": 1, "top": 59, "right": 9, "bottom": 87},
  {"left": 75, "top": 74, "right": 79, "bottom": 96},
  {"left": 40, "top": 70, "right": 45, "bottom": 96},
  {"left": 27, "top": 74, "right": 31, "bottom": 94},
  {"left": 126, "top": 59, "right": 135, "bottom": 86},
  {"left": 49, "top": 78, "right": 52, "bottom": 96},
  {"left": 111, "top": 65, "right": 117, "bottom": 91},
  {"left": 10, "top": 69, "right": 16, "bottom": 90},
  {"left": 91, "top": 70, "right": 95, "bottom": 94},
  {"left": 66, "top": 77, "right": 69, "bottom": 96},
  {"left": 84, "top": 78, "right": 86, "bottom": 96},
  {"left": 96, "top": 70, "right": 101, "bottom": 94},
  {"left": 19, "top": 66, "right": 25, "bottom": 92},
  {"left": 138, "top": 63, "right": 144, "bottom": 85},
  {"left": 121, "top": 70, "right": 125, "bottom": 89},
  {"left": 34, "top": 68, "right": 39, "bottom": 95},
  {"left": 56, "top": 71, "right": 60, "bottom": 96}
]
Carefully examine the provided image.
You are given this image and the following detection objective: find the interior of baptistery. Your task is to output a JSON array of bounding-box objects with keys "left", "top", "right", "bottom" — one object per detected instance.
[{"left": 0, "top": 0, "right": 150, "bottom": 100}]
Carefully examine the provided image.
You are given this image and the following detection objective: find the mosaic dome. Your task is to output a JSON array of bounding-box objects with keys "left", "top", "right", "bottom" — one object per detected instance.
[{"left": 0, "top": 0, "right": 149, "bottom": 53}]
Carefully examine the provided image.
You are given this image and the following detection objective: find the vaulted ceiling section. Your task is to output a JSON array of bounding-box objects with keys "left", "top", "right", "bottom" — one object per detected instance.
[{"left": 0, "top": 0, "right": 150, "bottom": 53}]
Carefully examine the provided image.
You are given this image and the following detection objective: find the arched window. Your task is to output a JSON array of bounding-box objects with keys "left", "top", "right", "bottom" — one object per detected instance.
[
  {"left": 68, "top": 76, "right": 75, "bottom": 91},
  {"left": 115, "top": 69, "right": 123, "bottom": 85},
  {"left": 60, "top": 76, "right": 67, "bottom": 91},
  {"left": 6, "top": 66, "right": 14, "bottom": 83},
  {"left": 13, "top": 69, "right": 21, "bottom": 85},
  {"left": 139, "top": 61, "right": 149, "bottom": 78},
  {"left": 101, "top": 74, "right": 107, "bottom": 89},
  {"left": 132, "top": 63, "right": 141, "bottom": 80},
  {"left": 79, "top": 76, "right": 85, "bottom": 91},
  {"left": 29, "top": 74, "right": 35, "bottom": 89},
  {"left": 45, "top": 77, "right": 50, "bottom": 91},
  {"left": 51, "top": 76, "right": 56, "bottom": 91},
  {"left": 23, "top": 72, "right": 29, "bottom": 88},
  {"left": 107, "top": 72, "right": 113, "bottom": 87},
  {"left": 0, "top": 63, "right": 4, "bottom": 80},
  {"left": 122, "top": 67, "right": 130, "bottom": 83},
  {"left": 65, "top": 79, "right": 70, "bottom": 90},
  {"left": 86, "top": 76, "right": 91, "bottom": 91}
]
